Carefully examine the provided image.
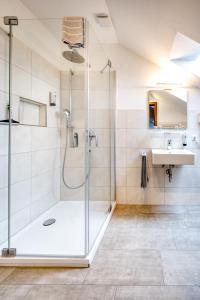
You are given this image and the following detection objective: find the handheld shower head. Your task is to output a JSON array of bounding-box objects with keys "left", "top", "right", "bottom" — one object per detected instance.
[
  {"left": 63, "top": 109, "right": 71, "bottom": 127},
  {"left": 64, "top": 109, "right": 70, "bottom": 120}
]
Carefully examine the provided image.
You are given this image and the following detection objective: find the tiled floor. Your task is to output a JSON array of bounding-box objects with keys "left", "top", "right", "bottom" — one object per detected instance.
[{"left": 1, "top": 205, "right": 200, "bottom": 299}]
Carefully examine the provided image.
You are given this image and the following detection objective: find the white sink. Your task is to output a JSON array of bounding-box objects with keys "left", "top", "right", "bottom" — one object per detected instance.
[{"left": 152, "top": 149, "right": 195, "bottom": 165}]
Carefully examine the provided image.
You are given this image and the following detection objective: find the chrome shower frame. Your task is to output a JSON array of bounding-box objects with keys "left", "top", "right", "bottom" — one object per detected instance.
[{"left": 1, "top": 16, "right": 18, "bottom": 258}]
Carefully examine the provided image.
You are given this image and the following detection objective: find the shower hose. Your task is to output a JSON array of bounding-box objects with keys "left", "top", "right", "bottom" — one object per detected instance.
[{"left": 62, "top": 126, "right": 91, "bottom": 189}]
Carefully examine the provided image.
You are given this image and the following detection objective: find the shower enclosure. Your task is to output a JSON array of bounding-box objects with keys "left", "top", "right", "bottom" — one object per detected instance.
[{"left": 0, "top": 16, "right": 116, "bottom": 266}]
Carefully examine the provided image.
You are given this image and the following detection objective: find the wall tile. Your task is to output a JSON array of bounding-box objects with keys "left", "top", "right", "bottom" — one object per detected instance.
[
  {"left": 31, "top": 76, "right": 50, "bottom": 104},
  {"left": 0, "top": 36, "right": 61, "bottom": 244},
  {"left": 0, "top": 188, "right": 8, "bottom": 222},
  {"left": 116, "top": 187, "right": 126, "bottom": 204},
  {"left": 148, "top": 168, "right": 165, "bottom": 188},
  {"left": 11, "top": 180, "right": 31, "bottom": 214},
  {"left": 60, "top": 185, "right": 85, "bottom": 201},
  {"left": 13, "top": 38, "right": 31, "bottom": 73},
  {"left": 165, "top": 167, "right": 200, "bottom": 188},
  {"left": 0, "top": 58, "right": 8, "bottom": 93},
  {"left": 31, "top": 149, "right": 60, "bottom": 177},
  {"left": 126, "top": 168, "right": 141, "bottom": 187},
  {"left": 116, "top": 167, "right": 126, "bottom": 187},
  {"left": 126, "top": 110, "right": 147, "bottom": 129},
  {"left": 12, "top": 65, "right": 31, "bottom": 99},
  {"left": 10, "top": 206, "right": 30, "bottom": 236},
  {"left": 91, "top": 148, "right": 110, "bottom": 167},
  {"left": 144, "top": 188, "right": 165, "bottom": 205},
  {"left": 116, "top": 129, "right": 126, "bottom": 147},
  {"left": 12, "top": 126, "right": 31, "bottom": 154},
  {"left": 0, "top": 28, "right": 8, "bottom": 62},
  {"left": 90, "top": 168, "right": 110, "bottom": 187},
  {"left": 116, "top": 147, "right": 126, "bottom": 167},
  {"left": 31, "top": 51, "right": 60, "bottom": 88},
  {"left": 126, "top": 187, "right": 144, "bottom": 204},
  {"left": 126, "top": 129, "right": 164, "bottom": 149},
  {"left": 31, "top": 127, "right": 60, "bottom": 151}
]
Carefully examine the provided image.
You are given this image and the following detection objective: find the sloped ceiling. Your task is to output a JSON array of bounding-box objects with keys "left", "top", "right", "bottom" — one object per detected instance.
[
  {"left": 106, "top": 0, "right": 200, "bottom": 67},
  {"left": 20, "top": 0, "right": 117, "bottom": 43},
  {"left": 20, "top": 0, "right": 200, "bottom": 69}
]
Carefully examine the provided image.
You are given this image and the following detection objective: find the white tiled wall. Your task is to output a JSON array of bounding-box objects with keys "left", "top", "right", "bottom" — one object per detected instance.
[
  {"left": 0, "top": 29, "right": 61, "bottom": 244},
  {"left": 104, "top": 43, "right": 200, "bottom": 206},
  {"left": 60, "top": 69, "right": 115, "bottom": 204},
  {"left": 60, "top": 69, "right": 86, "bottom": 201}
]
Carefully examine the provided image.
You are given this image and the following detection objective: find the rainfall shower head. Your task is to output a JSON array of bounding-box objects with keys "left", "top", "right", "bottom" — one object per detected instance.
[{"left": 62, "top": 49, "right": 85, "bottom": 64}]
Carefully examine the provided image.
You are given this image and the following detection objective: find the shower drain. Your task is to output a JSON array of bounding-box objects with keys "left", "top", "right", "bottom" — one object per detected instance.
[{"left": 43, "top": 218, "right": 56, "bottom": 226}]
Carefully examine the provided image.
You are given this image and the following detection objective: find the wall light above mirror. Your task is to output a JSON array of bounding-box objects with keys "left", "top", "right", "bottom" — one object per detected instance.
[{"left": 148, "top": 89, "right": 187, "bottom": 129}]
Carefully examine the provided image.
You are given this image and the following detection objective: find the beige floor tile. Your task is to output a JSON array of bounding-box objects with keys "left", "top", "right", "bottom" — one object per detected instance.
[
  {"left": 115, "top": 286, "right": 200, "bottom": 300},
  {"left": 173, "top": 228, "right": 200, "bottom": 250},
  {"left": 147, "top": 205, "right": 188, "bottom": 214},
  {"left": 162, "top": 251, "right": 200, "bottom": 285},
  {"left": 84, "top": 249, "right": 164, "bottom": 285},
  {"left": 135, "top": 228, "right": 176, "bottom": 250},
  {"left": 24, "top": 285, "right": 116, "bottom": 300},
  {"left": 155, "top": 213, "right": 186, "bottom": 229},
  {"left": 186, "top": 206, "right": 200, "bottom": 214},
  {"left": 101, "top": 228, "right": 175, "bottom": 250},
  {"left": 183, "top": 213, "right": 200, "bottom": 228},
  {"left": 3, "top": 267, "right": 88, "bottom": 285},
  {"left": 0, "top": 267, "right": 15, "bottom": 283},
  {"left": 0, "top": 285, "right": 32, "bottom": 300},
  {"left": 100, "top": 233, "right": 137, "bottom": 250},
  {"left": 136, "top": 213, "right": 160, "bottom": 229},
  {"left": 106, "top": 216, "right": 138, "bottom": 234},
  {"left": 114, "top": 205, "right": 138, "bottom": 216}
]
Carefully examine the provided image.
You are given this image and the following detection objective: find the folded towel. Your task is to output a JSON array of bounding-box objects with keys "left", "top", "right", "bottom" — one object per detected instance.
[
  {"left": 62, "top": 17, "right": 84, "bottom": 48},
  {"left": 141, "top": 153, "right": 149, "bottom": 188}
]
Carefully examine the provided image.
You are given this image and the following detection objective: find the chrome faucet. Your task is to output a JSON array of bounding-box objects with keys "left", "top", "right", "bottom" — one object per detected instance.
[
  {"left": 88, "top": 129, "right": 98, "bottom": 147},
  {"left": 167, "top": 139, "right": 172, "bottom": 150}
]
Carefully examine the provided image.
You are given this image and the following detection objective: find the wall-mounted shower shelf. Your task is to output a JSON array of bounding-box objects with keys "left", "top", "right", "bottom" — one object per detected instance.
[{"left": 19, "top": 97, "right": 47, "bottom": 127}]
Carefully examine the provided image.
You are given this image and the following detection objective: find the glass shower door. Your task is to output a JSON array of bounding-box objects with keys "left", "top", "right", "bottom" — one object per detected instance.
[
  {"left": 0, "top": 22, "right": 9, "bottom": 255},
  {"left": 6, "top": 18, "right": 87, "bottom": 258},
  {"left": 88, "top": 27, "right": 113, "bottom": 250}
]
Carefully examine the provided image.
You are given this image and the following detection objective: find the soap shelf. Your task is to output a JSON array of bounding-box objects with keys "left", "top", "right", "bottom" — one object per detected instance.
[
  {"left": 19, "top": 97, "right": 47, "bottom": 127},
  {"left": 0, "top": 97, "right": 47, "bottom": 127}
]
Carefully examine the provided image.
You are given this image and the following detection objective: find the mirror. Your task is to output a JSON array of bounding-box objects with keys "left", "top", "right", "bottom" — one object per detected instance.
[{"left": 148, "top": 89, "right": 187, "bottom": 129}]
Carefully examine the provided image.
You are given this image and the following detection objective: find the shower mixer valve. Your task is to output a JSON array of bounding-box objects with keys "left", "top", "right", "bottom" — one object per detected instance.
[{"left": 88, "top": 129, "right": 98, "bottom": 147}]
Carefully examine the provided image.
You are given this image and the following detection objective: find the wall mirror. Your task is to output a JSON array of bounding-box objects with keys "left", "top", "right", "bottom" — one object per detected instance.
[{"left": 148, "top": 89, "right": 187, "bottom": 129}]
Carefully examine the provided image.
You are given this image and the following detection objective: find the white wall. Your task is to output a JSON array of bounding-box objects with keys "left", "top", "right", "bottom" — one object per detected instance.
[
  {"left": 104, "top": 44, "right": 200, "bottom": 205},
  {"left": 60, "top": 69, "right": 86, "bottom": 202},
  {"left": 0, "top": 29, "right": 61, "bottom": 244},
  {"left": 60, "top": 68, "right": 116, "bottom": 205}
]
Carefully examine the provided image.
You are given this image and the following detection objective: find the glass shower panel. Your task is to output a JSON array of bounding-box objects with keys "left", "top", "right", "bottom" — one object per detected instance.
[
  {"left": 88, "top": 28, "right": 112, "bottom": 250},
  {"left": 0, "top": 22, "right": 9, "bottom": 253},
  {"left": 109, "top": 69, "right": 116, "bottom": 208},
  {"left": 7, "top": 18, "right": 87, "bottom": 257}
]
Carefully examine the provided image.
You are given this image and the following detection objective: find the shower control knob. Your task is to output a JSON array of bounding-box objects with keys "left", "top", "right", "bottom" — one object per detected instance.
[{"left": 88, "top": 129, "right": 98, "bottom": 147}]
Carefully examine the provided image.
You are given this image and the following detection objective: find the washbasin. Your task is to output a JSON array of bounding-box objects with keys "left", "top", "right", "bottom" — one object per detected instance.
[{"left": 152, "top": 149, "right": 195, "bottom": 165}]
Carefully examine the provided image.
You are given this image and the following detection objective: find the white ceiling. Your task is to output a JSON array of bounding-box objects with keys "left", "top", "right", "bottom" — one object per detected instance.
[
  {"left": 106, "top": 0, "right": 200, "bottom": 67},
  {"left": 20, "top": 0, "right": 117, "bottom": 43},
  {"left": 5, "top": 0, "right": 200, "bottom": 74}
]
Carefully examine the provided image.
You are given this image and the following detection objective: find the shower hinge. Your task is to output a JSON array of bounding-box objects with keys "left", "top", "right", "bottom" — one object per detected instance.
[
  {"left": 4, "top": 16, "right": 18, "bottom": 26},
  {"left": 1, "top": 248, "right": 16, "bottom": 257},
  {"left": 107, "top": 204, "right": 112, "bottom": 213}
]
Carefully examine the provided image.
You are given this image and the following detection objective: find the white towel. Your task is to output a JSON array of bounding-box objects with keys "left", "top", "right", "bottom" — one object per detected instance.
[{"left": 62, "top": 17, "right": 84, "bottom": 48}]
